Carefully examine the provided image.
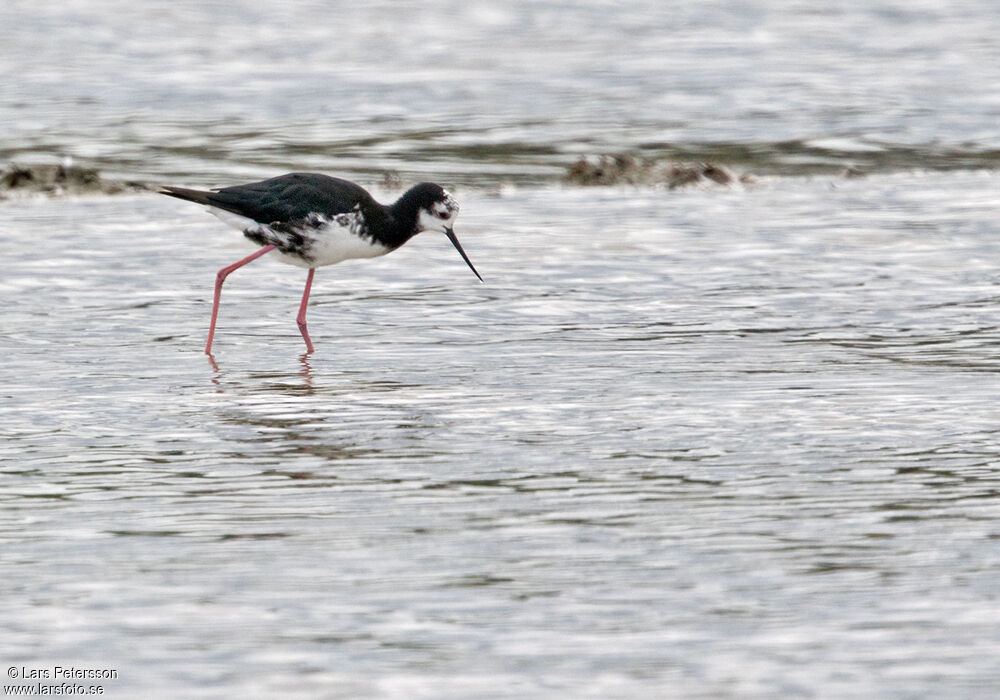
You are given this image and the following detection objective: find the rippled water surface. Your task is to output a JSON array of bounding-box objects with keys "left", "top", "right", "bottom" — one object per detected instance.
[
  {"left": 4, "top": 1, "right": 1000, "bottom": 698},
  {"left": 4, "top": 173, "right": 1000, "bottom": 698},
  {"left": 5, "top": 0, "right": 1000, "bottom": 182}
]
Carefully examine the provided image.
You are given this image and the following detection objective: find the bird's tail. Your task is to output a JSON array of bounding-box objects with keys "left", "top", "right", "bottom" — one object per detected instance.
[{"left": 159, "top": 185, "right": 214, "bottom": 205}]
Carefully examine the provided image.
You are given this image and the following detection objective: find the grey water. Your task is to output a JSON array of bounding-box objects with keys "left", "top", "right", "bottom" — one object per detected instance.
[{"left": 3, "top": 2, "right": 1000, "bottom": 699}]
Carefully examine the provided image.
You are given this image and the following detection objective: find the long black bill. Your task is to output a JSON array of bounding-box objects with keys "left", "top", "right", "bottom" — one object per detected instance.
[{"left": 444, "top": 227, "right": 484, "bottom": 282}]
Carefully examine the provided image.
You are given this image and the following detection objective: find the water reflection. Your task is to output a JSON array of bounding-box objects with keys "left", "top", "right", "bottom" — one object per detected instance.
[
  {"left": 207, "top": 348, "right": 315, "bottom": 392},
  {"left": 298, "top": 351, "right": 315, "bottom": 391}
]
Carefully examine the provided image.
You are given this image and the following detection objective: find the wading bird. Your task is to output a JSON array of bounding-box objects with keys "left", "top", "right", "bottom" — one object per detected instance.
[{"left": 161, "top": 173, "right": 482, "bottom": 354}]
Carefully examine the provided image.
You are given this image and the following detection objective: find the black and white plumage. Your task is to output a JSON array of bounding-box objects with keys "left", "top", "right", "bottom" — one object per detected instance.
[{"left": 160, "top": 173, "right": 482, "bottom": 355}]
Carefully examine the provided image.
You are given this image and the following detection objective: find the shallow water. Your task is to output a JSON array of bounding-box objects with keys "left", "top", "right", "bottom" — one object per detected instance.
[
  {"left": 3, "top": 172, "right": 1000, "bottom": 698},
  {"left": 4, "top": 0, "right": 1000, "bottom": 697},
  {"left": 5, "top": 0, "right": 1000, "bottom": 183}
]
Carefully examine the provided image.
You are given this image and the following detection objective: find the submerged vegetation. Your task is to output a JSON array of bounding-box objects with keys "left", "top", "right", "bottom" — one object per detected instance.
[
  {"left": 564, "top": 153, "right": 754, "bottom": 188},
  {"left": 0, "top": 163, "right": 151, "bottom": 199}
]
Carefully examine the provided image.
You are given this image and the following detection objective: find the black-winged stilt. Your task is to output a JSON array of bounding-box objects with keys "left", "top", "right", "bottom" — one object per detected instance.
[{"left": 161, "top": 173, "right": 482, "bottom": 354}]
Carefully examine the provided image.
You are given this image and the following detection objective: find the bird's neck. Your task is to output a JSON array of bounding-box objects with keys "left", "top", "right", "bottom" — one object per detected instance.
[
  {"left": 348, "top": 200, "right": 404, "bottom": 249},
  {"left": 384, "top": 191, "right": 425, "bottom": 247}
]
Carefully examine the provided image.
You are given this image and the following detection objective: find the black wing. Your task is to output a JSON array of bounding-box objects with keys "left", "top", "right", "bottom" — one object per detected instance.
[{"left": 164, "top": 173, "right": 375, "bottom": 224}]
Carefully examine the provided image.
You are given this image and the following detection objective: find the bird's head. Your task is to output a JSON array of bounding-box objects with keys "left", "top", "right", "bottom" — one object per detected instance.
[
  {"left": 405, "top": 183, "right": 482, "bottom": 282},
  {"left": 411, "top": 183, "right": 460, "bottom": 234}
]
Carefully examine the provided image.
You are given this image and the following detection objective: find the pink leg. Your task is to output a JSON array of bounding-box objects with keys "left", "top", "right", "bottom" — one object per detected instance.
[
  {"left": 296, "top": 268, "right": 316, "bottom": 353},
  {"left": 205, "top": 244, "right": 276, "bottom": 354}
]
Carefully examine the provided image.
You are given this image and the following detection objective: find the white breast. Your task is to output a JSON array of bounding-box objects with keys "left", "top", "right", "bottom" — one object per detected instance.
[
  {"left": 207, "top": 206, "right": 391, "bottom": 269},
  {"left": 303, "top": 217, "right": 392, "bottom": 268}
]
